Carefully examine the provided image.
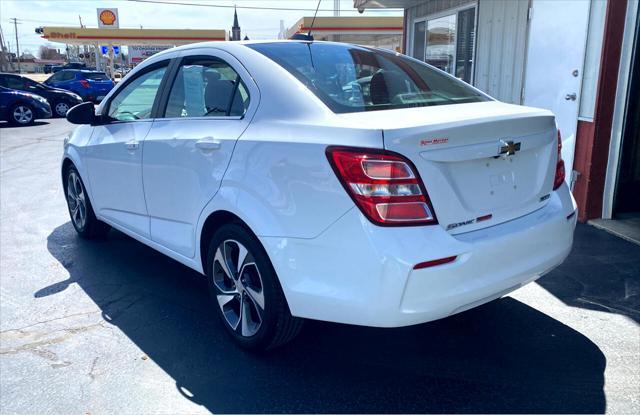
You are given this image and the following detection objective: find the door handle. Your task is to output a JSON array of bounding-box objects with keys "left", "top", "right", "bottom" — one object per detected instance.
[
  {"left": 565, "top": 93, "right": 577, "bottom": 101},
  {"left": 125, "top": 140, "right": 139, "bottom": 151},
  {"left": 195, "top": 137, "right": 221, "bottom": 152}
]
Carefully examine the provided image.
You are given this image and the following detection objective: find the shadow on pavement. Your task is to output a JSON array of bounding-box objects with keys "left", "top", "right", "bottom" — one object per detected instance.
[
  {"left": 0, "top": 121, "right": 50, "bottom": 129},
  {"left": 44, "top": 222, "right": 606, "bottom": 413},
  {"left": 538, "top": 224, "right": 640, "bottom": 324}
]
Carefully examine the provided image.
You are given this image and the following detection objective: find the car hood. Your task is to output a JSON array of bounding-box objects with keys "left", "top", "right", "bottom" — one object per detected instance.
[{"left": 3, "top": 88, "right": 43, "bottom": 101}]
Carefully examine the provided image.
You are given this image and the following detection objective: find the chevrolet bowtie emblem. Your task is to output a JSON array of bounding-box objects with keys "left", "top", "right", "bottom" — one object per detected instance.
[{"left": 499, "top": 139, "right": 521, "bottom": 156}]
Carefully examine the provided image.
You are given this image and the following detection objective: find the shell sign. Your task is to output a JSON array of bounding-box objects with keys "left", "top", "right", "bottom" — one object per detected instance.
[{"left": 97, "top": 8, "right": 119, "bottom": 29}]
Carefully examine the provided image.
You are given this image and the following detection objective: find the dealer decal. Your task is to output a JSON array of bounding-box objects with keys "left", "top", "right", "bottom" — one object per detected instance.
[{"left": 420, "top": 137, "right": 448, "bottom": 146}]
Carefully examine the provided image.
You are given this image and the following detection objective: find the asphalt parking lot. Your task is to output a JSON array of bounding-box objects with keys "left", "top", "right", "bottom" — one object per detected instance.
[{"left": 1, "top": 118, "right": 639, "bottom": 414}]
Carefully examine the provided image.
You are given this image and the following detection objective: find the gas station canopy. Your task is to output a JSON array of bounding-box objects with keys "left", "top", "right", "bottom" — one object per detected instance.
[
  {"left": 40, "top": 27, "right": 227, "bottom": 46},
  {"left": 286, "top": 16, "right": 403, "bottom": 51},
  {"left": 286, "top": 16, "right": 403, "bottom": 37}
]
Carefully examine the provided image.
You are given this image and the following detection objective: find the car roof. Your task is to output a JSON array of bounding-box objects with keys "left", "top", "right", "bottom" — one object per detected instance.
[{"left": 58, "top": 69, "right": 105, "bottom": 74}]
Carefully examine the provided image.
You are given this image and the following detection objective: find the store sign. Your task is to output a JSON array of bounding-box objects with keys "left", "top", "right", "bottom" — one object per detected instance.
[
  {"left": 47, "top": 31, "right": 77, "bottom": 39},
  {"left": 129, "top": 45, "right": 172, "bottom": 64},
  {"left": 97, "top": 8, "right": 119, "bottom": 29}
]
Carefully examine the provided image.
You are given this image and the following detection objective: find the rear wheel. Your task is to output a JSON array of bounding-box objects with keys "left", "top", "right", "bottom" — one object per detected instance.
[
  {"left": 206, "top": 223, "right": 303, "bottom": 351},
  {"left": 64, "top": 166, "right": 110, "bottom": 238},
  {"left": 10, "top": 104, "right": 34, "bottom": 125}
]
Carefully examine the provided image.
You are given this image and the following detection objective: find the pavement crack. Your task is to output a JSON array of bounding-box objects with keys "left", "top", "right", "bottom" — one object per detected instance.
[{"left": 0, "top": 310, "right": 101, "bottom": 334}]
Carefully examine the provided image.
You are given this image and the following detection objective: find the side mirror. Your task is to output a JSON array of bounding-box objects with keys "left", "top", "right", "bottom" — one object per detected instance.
[{"left": 66, "top": 102, "right": 96, "bottom": 124}]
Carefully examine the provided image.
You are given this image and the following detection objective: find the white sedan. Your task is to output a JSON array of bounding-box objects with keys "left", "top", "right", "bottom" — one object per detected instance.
[{"left": 62, "top": 41, "right": 577, "bottom": 350}]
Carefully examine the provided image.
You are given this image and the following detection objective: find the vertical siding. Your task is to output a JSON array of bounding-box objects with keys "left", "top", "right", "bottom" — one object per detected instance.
[{"left": 474, "top": 0, "right": 530, "bottom": 104}]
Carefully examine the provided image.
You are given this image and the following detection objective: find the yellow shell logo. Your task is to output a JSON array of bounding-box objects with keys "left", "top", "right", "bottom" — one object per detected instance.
[{"left": 99, "top": 10, "right": 117, "bottom": 26}]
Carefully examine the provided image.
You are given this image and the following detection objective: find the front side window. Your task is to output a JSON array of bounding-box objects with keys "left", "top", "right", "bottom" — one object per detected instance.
[
  {"left": 47, "top": 72, "right": 63, "bottom": 82},
  {"left": 248, "top": 42, "right": 488, "bottom": 114},
  {"left": 164, "top": 56, "right": 250, "bottom": 118},
  {"left": 107, "top": 64, "right": 167, "bottom": 121},
  {"left": 60, "top": 72, "right": 76, "bottom": 82}
]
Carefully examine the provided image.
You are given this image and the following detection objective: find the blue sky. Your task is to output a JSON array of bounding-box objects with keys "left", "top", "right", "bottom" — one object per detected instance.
[{"left": 1, "top": 0, "right": 401, "bottom": 56}]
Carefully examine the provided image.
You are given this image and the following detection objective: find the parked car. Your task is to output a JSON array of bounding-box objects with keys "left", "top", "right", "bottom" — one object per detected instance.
[
  {"left": 43, "top": 64, "right": 54, "bottom": 74},
  {"left": 0, "top": 73, "right": 83, "bottom": 117},
  {"left": 44, "top": 70, "right": 114, "bottom": 103},
  {"left": 62, "top": 41, "right": 577, "bottom": 351},
  {"left": 51, "top": 62, "right": 87, "bottom": 73},
  {"left": 0, "top": 86, "right": 51, "bottom": 125}
]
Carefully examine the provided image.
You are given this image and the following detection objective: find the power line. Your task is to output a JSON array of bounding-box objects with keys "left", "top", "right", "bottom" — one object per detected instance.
[{"left": 125, "top": 0, "right": 401, "bottom": 12}]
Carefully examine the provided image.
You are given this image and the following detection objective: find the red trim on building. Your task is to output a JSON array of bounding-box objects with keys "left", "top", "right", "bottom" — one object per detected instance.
[
  {"left": 42, "top": 35, "right": 225, "bottom": 41},
  {"left": 572, "top": 0, "right": 628, "bottom": 221},
  {"left": 298, "top": 26, "right": 402, "bottom": 32}
]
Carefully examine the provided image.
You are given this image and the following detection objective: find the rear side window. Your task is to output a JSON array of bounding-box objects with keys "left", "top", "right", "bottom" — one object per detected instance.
[
  {"left": 248, "top": 42, "right": 489, "bottom": 113},
  {"left": 107, "top": 64, "right": 167, "bottom": 121},
  {"left": 163, "top": 56, "right": 250, "bottom": 118},
  {"left": 83, "top": 72, "right": 109, "bottom": 81},
  {"left": 2, "top": 76, "right": 25, "bottom": 89}
]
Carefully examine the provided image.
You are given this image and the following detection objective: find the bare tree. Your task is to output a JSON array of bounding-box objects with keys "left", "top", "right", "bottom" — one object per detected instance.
[{"left": 38, "top": 45, "right": 60, "bottom": 60}]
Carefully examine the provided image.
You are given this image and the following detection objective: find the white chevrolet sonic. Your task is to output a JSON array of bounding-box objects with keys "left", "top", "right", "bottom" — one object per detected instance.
[{"left": 62, "top": 41, "right": 577, "bottom": 350}]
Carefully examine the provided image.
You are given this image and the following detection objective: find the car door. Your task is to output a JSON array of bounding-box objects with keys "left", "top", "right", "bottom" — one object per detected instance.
[
  {"left": 142, "top": 50, "right": 257, "bottom": 257},
  {"left": 84, "top": 60, "right": 171, "bottom": 238}
]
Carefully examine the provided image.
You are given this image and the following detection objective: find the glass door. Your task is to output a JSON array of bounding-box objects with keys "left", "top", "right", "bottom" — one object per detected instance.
[{"left": 412, "top": 6, "right": 476, "bottom": 84}]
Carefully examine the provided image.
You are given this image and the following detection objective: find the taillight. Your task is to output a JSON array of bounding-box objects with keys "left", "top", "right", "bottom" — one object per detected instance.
[
  {"left": 79, "top": 79, "right": 90, "bottom": 89},
  {"left": 326, "top": 146, "right": 437, "bottom": 226},
  {"left": 553, "top": 129, "right": 565, "bottom": 190}
]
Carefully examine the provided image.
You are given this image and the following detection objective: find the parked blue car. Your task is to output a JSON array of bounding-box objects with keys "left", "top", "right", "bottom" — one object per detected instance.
[
  {"left": 44, "top": 70, "right": 114, "bottom": 103},
  {"left": 0, "top": 86, "right": 52, "bottom": 125}
]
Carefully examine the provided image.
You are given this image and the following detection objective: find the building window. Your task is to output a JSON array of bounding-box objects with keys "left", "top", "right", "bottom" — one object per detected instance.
[
  {"left": 413, "top": 6, "right": 476, "bottom": 84},
  {"left": 413, "top": 21, "right": 426, "bottom": 61}
]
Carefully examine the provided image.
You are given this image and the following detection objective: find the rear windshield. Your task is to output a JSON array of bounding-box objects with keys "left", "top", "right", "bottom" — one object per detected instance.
[
  {"left": 84, "top": 72, "right": 109, "bottom": 81},
  {"left": 247, "top": 42, "right": 489, "bottom": 113}
]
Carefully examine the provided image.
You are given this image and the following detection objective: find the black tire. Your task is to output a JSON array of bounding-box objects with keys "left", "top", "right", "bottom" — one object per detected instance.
[
  {"left": 206, "top": 222, "right": 303, "bottom": 351},
  {"left": 63, "top": 166, "right": 110, "bottom": 239},
  {"left": 53, "top": 101, "right": 71, "bottom": 118},
  {"left": 9, "top": 103, "right": 34, "bottom": 126}
]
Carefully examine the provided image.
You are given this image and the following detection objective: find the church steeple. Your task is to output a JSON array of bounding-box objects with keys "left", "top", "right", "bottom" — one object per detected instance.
[{"left": 231, "top": 6, "right": 241, "bottom": 41}]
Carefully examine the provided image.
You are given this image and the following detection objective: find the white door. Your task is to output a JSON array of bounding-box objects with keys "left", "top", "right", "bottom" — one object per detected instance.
[
  {"left": 85, "top": 62, "right": 169, "bottom": 238},
  {"left": 142, "top": 52, "right": 255, "bottom": 257},
  {"left": 523, "top": 0, "right": 591, "bottom": 186}
]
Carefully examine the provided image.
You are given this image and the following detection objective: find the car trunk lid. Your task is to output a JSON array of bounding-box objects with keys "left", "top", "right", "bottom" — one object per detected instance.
[{"left": 338, "top": 102, "right": 558, "bottom": 234}]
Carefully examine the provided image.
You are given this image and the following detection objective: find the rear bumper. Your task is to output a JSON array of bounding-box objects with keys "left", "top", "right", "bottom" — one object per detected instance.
[{"left": 261, "top": 184, "right": 577, "bottom": 327}]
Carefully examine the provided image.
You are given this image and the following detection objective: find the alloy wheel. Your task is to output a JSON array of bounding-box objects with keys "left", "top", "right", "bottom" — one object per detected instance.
[
  {"left": 55, "top": 102, "right": 70, "bottom": 117},
  {"left": 213, "top": 239, "right": 265, "bottom": 337},
  {"left": 13, "top": 106, "right": 33, "bottom": 124},
  {"left": 66, "top": 171, "right": 87, "bottom": 230}
]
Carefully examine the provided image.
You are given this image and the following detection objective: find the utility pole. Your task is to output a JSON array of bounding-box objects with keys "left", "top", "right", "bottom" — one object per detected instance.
[
  {"left": 10, "top": 18, "right": 21, "bottom": 73},
  {"left": 0, "top": 24, "right": 9, "bottom": 72}
]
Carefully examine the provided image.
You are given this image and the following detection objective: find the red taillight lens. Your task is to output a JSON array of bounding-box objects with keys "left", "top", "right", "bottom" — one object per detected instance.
[
  {"left": 553, "top": 129, "right": 565, "bottom": 190},
  {"left": 79, "top": 79, "right": 90, "bottom": 89},
  {"left": 326, "top": 146, "right": 437, "bottom": 226}
]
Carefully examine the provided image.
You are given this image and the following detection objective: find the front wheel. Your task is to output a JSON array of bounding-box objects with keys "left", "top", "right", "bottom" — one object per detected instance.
[
  {"left": 10, "top": 104, "right": 34, "bottom": 125},
  {"left": 64, "top": 166, "right": 110, "bottom": 238},
  {"left": 54, "top": 101, "right": 71, "bottom": 117},
  {"left": 206, "top": 223, "right": 303, "bottom": 351}
]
